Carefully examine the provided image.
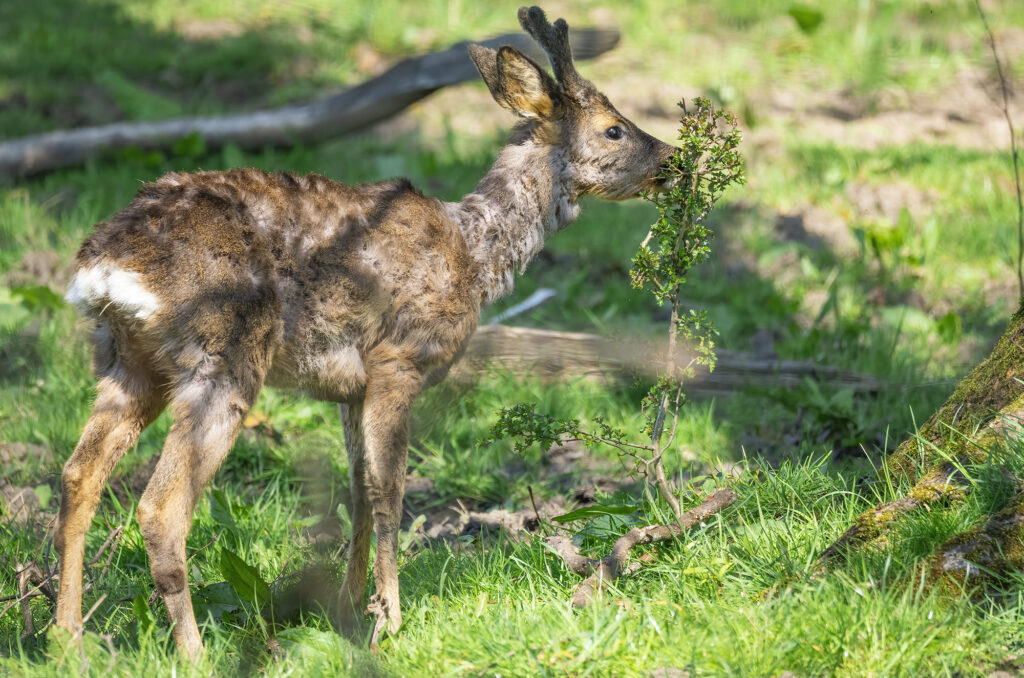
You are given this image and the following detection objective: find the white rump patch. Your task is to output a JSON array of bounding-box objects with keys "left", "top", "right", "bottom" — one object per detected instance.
[{"left": 66, "top": 264, "right": 162, "bottom": 320}]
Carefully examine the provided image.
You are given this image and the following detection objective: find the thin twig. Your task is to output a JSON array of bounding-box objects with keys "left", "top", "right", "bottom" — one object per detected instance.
[
  {"left": 18, "top": 564, "right": 37, "bottom": 638},
  {"left": 100, "top": 528, "right": 125, "bottom": 578},
  {"left": 186, "top": 533, "right": 220, "bottom": 562},
  {"left": 81, "top": 593, "right": 107, "bottom": 627},
  {"left": 527, "top": 485, "right": 542, "bottom": 527},
  {"left": 975, "top": 0, "right": 1024, "bottom": 299},
  {"left": 87, "top": 525, "right": 124, "bottom": 569},
  {"left": 564, "top": 435, "right": 651, "bottom": 452},
  {"left": 0, "top": 567, "right": 57, "bottom": 620},
  {"left": 80, "top": 524, "right": 126, "bottom": 596},
  {"left": 42, "top": 540, "right": 54, "bottom": 599}
]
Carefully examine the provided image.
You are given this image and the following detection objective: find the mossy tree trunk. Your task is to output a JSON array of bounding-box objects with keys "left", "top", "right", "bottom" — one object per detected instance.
[{"left": 818, "top": 307, "right": 1024, "bottom": 579}]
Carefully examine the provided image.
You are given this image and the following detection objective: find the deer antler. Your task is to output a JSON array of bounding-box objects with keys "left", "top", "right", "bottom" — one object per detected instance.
[{"left": 517, "top": 5, "right": 587, "bottom": 96}]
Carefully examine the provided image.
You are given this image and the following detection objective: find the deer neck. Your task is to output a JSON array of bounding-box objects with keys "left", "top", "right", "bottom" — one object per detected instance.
[{"left": 447, "top": 135, "right": 580, "bottom": 304}]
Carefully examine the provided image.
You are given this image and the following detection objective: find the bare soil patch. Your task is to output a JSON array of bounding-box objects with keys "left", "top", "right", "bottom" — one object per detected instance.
[{"left": 750, "top": 65, "right": 1024, "bottom": 151}]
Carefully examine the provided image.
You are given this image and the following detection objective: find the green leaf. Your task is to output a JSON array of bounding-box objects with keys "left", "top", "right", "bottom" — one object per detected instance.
[
  {"left": 11, "top": 285, "right": 64, "bottom": 313},
  {"left": 551, "top": 504, "right": 639, "bottom": 524},
  {"left": 578, "top": 512, "right": 640, "bottom": 539},
  {"left": 172, "top": 131, "right": 206, "bottom": 158},
  {"left": 32, "top": 484, "right": 52, "bottom": 508},
  {"left": 275, "top": 627, "right": 347, "bottom": 663},
  {"left": 219, "top": 548, "right": 270, "bottom": 607},
  {"left": 937, "top": 312, "right": 962, "bottom": 345},
  {"left": 133, "top": 593, "right": 155, "bottom": 635},
  {"left": 788, "top": 4, "right": 824, "bottom": 34},
  {"left": 209, "top": 489, "right": 239, "bottom": 543},
  {"left": 289, "top": 513, "right": 324, "bottom": 529},
  {"left": 192, "top": 581, "right": 243, "bottom": 623}
]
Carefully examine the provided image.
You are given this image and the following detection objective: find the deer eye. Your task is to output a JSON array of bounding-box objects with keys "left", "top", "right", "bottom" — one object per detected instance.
[{"left": 604, "top": 125, "right": 623, "bottom": 140}]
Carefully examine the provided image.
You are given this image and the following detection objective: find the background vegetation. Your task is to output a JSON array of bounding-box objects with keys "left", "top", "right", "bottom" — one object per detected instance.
[{"left": 2, "top": 0, "right": 1024, "bottom": 675}]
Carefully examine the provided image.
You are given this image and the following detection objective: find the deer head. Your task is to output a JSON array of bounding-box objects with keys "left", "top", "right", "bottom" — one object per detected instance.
[{"left": 468, "top": 6, "right": 675, "bottom": 201}]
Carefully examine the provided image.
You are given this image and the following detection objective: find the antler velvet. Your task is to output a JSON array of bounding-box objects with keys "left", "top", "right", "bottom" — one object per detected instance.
[{"left": 517, "top": 6, "right": 586, "bottom": 96}]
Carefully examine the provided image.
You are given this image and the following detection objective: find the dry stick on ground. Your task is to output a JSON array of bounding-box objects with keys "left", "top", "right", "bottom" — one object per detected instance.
[
  {"left": 84, "top": 525, "right": 124, "bottom": 582},
  {"left": 0, "top": 523, "right": 125, "bottom": 637},
  {"left": 547, "top": 488, "right": 737, "bottom": 607},
  {"left": 0, "top": 28, "right": 617, "bottom": 180},
  {"left": 80, "top": 524, "right": 126, "bottom": 596},
  {"left": 17, "top": 562, "right": 44, "bottom": 637},
  {"left": 974, "top": 0, "right": 1024, "bottom": 299},
  {"left": 1, "top": 563, "right": 55, "bottom": 620}
]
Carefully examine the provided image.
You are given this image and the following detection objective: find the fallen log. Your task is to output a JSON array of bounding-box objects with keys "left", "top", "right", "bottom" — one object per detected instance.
[
  {"left": 455, "top": 324, "right": 882, "bottom": 396},
  {"left": 0, "top": 28, "right": 618, "bottom": 180}
]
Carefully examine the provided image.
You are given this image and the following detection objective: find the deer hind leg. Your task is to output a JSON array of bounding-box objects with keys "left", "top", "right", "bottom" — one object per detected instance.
[
  {"left": 360, "top": 348, "right": 422, "bottom": 649},
  {"left": 55, "top": 367, "right": 166, "bottom": 638},
  {"left": 337, "top": 402, "right": 374, "bottom": 637},
  {"left": 137, "top": 366, "right": 262, "bottom": 659}
]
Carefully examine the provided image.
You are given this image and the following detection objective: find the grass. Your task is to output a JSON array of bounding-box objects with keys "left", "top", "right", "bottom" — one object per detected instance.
[
  {"left": 6, "top": 454, "right": 1023, "bottom": 676},
  {"left": 3, "top": 0, "right": 1024, "bottom": 675}
]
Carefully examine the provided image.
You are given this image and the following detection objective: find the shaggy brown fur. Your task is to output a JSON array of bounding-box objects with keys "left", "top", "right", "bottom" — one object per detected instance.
[{"left": 55, "top": 6, "right": 675, "bottom": 656}]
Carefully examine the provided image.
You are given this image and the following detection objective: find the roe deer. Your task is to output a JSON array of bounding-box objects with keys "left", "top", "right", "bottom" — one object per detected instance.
[{"left": 55, "top": 6, "right": 675, "bottom": 656}]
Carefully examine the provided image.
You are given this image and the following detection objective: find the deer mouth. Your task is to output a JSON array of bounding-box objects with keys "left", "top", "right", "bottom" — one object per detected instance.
[{"left": 650, "top": 175, "right": 677, "bottom": 193}]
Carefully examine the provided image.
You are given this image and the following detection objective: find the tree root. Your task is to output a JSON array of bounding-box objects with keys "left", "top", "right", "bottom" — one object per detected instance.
[
  {"left": 884, "top": 308, "right": 1024, "bottom": 485},
  {"left": 815, "top": 461, "right": 966, "bottom": 569},
  {"left": 811, "top": 311, "right": 1024, "bottom": 581},
  {"left": 546, "top": 488, "right": 737, "bottom": 607},
  {"left": 924, "top": 487, "right": 1024, "bottom": 595}
]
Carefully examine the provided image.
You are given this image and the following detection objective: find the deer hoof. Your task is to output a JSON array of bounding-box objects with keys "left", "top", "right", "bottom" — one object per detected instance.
[{"left": 366, "top": 594, "right": 400, "bottom": 651}]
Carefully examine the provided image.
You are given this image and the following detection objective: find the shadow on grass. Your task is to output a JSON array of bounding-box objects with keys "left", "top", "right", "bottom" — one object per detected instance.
[{"left": 0, "top": 0, "right": 327, "bottom": 139}]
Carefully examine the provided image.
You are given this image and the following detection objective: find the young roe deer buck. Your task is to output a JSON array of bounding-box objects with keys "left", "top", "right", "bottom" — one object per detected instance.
[{"left": 55, "top": 5, "right": 675, "bottom": 656}]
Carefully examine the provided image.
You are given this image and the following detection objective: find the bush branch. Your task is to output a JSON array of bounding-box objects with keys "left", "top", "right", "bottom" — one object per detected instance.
[{"left": 546, "top": 488, "right": 737, "bottom": 607}]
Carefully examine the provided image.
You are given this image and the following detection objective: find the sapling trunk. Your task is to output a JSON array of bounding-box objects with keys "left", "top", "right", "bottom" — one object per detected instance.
[
  {"left": 485, "top": 98, "right": 745, "bottom": 604},
  {"left": 650, "top": 296, "right": 684, "bottom": 523}
]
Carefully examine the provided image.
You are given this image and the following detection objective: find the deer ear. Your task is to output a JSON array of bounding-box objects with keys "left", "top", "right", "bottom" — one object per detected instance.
[
  {"left": 468, "top": 44, "right": 502, "bottom": 98},
  {"left": 470, "top": 44, "right": 555, "bottom": 119},
  {"left": 495, "top": 46, "right": 556, "bottom": 118}
]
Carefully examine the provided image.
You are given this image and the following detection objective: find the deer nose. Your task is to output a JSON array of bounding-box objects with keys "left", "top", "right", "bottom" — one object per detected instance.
[
  {"left": 653, "top": 145, "right": 680, "bottom": 190},
  {"left": 655, "top": 142, "right": 678, "bottom": 169}
]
